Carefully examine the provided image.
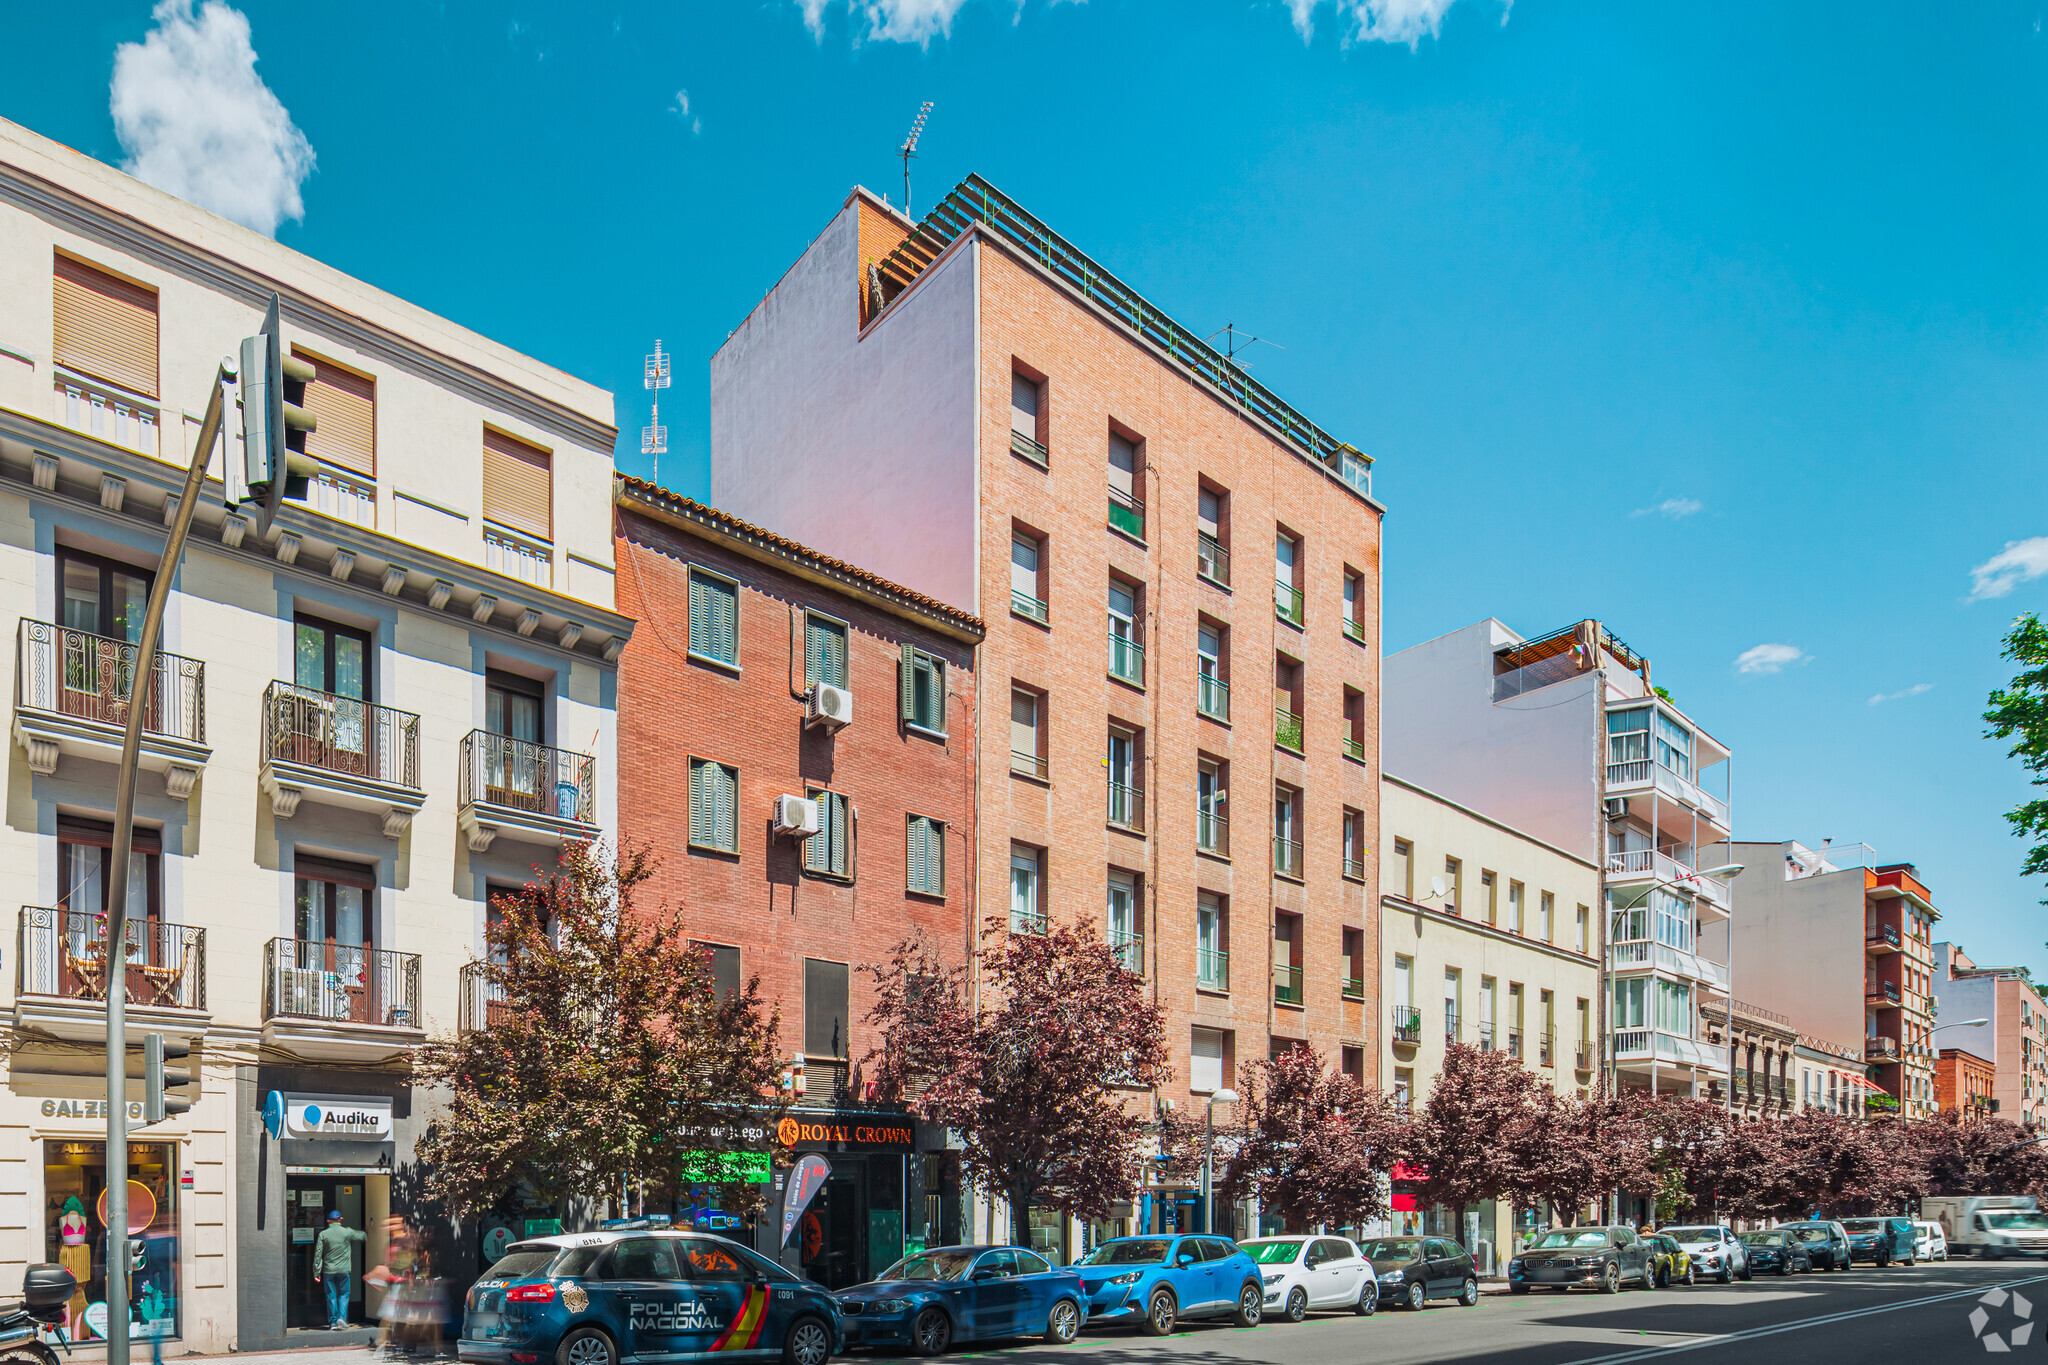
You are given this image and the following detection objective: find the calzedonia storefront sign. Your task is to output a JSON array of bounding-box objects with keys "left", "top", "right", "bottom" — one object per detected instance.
[{"left": 775, "top": 1112, "right": 914, "bottom": 1150}]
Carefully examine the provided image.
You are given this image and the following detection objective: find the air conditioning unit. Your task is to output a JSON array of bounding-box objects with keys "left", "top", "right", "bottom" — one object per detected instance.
[
  {"left": 772, "top": 795, "right": 821, "bottom": 839},
  {"left": 1603, "top": 796, "right": 1629, "bottom": 820},
  {"left": 806, "top": 684, "right": 854, "bottom": 731}
]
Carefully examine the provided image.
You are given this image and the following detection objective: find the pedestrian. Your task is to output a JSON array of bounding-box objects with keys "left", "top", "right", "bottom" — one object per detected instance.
[
  {"left": 366, "top": 1216, "right": 414, "bottom": 1355},
  {"left": 313, "top": 1208, "right": 367, "bottom": 1329}
]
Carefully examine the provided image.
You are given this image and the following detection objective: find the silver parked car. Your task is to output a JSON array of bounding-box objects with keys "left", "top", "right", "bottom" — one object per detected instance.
[{"left": 1658, "top": 1225, "right": 1752, "bottom": 1283}]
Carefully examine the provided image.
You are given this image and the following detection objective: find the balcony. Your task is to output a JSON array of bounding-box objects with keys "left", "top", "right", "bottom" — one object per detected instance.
[
  {"left": 1866, "top": 1036, "right": 1900, "bottom": 1062},
  {"left": 260, "top": 682, "right": 425, "bottom": 838},
  {"left": 1343, "top": 854, "right": 1367, "bottom": 882},
  {"left": 1343, "top": 616, "right": 1367, "bottom": 645},
  {"left": 1476, "top": 1023, "right": 1496, "bottom": 1051},
  {"left": 1604, "top": 758, "right": 1729, "bottom": 830},
  {"left": 458, "top": 730, "right": 600, "bottom": 852},
  {"left": 1274, "top": 964, "right": 1302, "bottom": 1007},
  {"left": 1866, "top": 923, "right": 1903, "bottom": 954},
  {"left": 1866, "top": 980, "right": 1902, "bottom": 1007},
  {"left": 14, "top": 620, "right": 209, "bottom": 799},
  {"left": 1611, "top": 1028, "right": 1729, "bottom": 1074},
  {"left": 1197, "top": 673, "right": 1230, "bottom": 723},
  {"left": 1275, "top": 707, "right": 1304, "bottom": 753},
  {"left": 1108, "top": 628, "right": 1144, "bottom": 686},
  {"left": 1011, "top": 749, "right": 1049, "bottom": 781},
  {"left": 1197, "top": 534, "right": 1229, "bottom": 587},
  {"left": 459, "top": 960, "right": 506, "bottom": 1032},
  {"left": 55, "top": 368, "right": 159, "bottom": 457},
  {"left": 1604, "top": 846, "right": 1732, "bottom": 914},
  {"left": 14, "top": 907, "right": 207, "bottom": 1043},
  {"left": 1506, "top": 1028, "right": 1524, "bottom": 1061},
  {"left": 1108, "top": 487, "right": 1145, "bottom": 540},
  {"left": 1607, "top": 939, "right": 1731, "bottom": 993},
  {"left": 1273, "top": 836, "right": 1303, "bottom": 879},
  {"left": 1107, "top": 781, "right": 1145, "bottom": 833},
  {"left": 1197, "top": 948, "right": 1229, "bottom": 992},
  {"left": 483, "top": 522, "right": 550, "bottom": 586},
  {"left": 1391, "top": 1005, "right": 1422, "bottom": 1045},
  {"left": 1197, "top": 809, "right": 1229, "bottom": 857},
  {"left": 1011, "top": 589, "right": 1049, "bottom": 625},
  {"left": 262, "top": 938, "right": 424, "bottom": 1061},
  {"left": 1576, "top": 1043, "right": 1593, "bottom": 1072},
  {"left": 1342, "top": 975, "right": 1365, "bottom": 1001},
  {"left": 1344, "top": 734, "right": 1366, "bottom": 762},
  {"left": 1275, "top": 582, "right": 1304, "bottom": 627},
  {"left": 1011, "top": 910, "right": 1048, "bottom": 937},
  {"left": 1010, "top": 429, "right": 1049, "bottom": 468},
  {"left": 1110, "top": 929, "right": 1144, "bottom": 975},
  {"left": 1445, "top": 1009, "right": 1462, "bottom": 1046}
]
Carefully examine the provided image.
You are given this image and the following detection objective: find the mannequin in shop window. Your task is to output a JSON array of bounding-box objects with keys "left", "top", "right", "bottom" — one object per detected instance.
[{"left": 59, "top": 1195, "right": 90, "bottom": 1332}]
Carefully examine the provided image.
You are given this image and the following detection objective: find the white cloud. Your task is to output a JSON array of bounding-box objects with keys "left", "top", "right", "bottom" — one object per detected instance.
[
  {"left": 1968, "top": 536, "right": 2048, "bottom": 601},
  {"left": 1868, "top": 683, "right": 1933, "bottom": 707},
  {"left": 110, "top": 0, "right": 314, "bottom": 237},
  {"left": 798, "top": 0, "right": 974, "bottom": 45},
  {"left": 1735, "top": 643, "right": 1808, "bottom": 675},
  {"left": 1629, "top": 497, "right": 1704, "bottom": 520},
  {"left": 669, "top": 89, "right": 701, "bottom": 136},
  {"left": 1285, "top": 0, "right": 1505, "bottom": 47}
]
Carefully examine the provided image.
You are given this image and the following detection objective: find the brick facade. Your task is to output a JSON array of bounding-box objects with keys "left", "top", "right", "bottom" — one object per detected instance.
[
  {"left": 612, "top": 478, "right": 982, "bottom": 1098},
  {"left": 1937, "top": 1046, "right": 1997, "bottom": 1118}
]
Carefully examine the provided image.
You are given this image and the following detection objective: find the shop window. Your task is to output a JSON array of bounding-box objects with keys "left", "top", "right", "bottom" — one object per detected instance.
[{"left": 45, "top": 1139, "right": 180, "bottom": 1341}]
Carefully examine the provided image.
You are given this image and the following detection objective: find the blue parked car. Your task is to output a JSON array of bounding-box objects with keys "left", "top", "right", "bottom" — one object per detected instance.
[
  {"left": 1073, "top": 1235, "right": 1266, "bottom": 1335},
  {"left": 833, "top": 1245, "right": 1087, "bottom": 1355},
  {"left": 457, "top": 1231, "right": 842, "bottom": 1365}
]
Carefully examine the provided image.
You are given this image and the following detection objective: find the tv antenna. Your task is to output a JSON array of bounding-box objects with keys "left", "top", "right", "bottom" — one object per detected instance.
[
  {"left": 1205, "top": 321, "right": 1283, "bottom": 371},
  {"left": 899, "top": 101, "right": 933, "bottom": 216},
  {"left": 641, "top": 339, "right": 670, "bottom": 485}
]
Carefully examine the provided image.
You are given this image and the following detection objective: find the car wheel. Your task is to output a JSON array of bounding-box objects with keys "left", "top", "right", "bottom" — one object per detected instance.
[
  {"left": 556, "top": 1328, "right": 616, "bottom": 1365},
  {"left": 1739, "top": 1264, "right": 1753, "bottom": 1282},
  {"left": 1044, "top": 1299, "right": 1081, "bottom": 1345},
  {"left": 1654, "top": 1263, "right": 1667, "bottom": 1288},
  {"left": 1233, "top": 1283, "right": 1263, "bottom": 1328},
  {"left": 1640, "top": 1265, "right": 1657, "bottom": 1291},
  {"left": 1139, "top": 1289, "right": 1177, "bottom": 1337},
  {"left": 1284, "top": 1287, "right": 1308, "bottom": 1323},
  {"left": 1459, "top": 1277, "right": 1479, "bottom": 1307},
  {"left": 910, "top": 1307, "right": 952, "bottom": 1357},
  {"left": 1684, "top": 1265, "right": 1696, "bottom": 1286},
  {"left": 1600, "top": 1264, "right": 1621, "bottom": 1295},
  {"left": 1355, "top": 1278, "right": 1379, "bottom": 1316},
  {"left": 1405, "top": 1281, "right": 1427, "bottom": 1311},
  {"left": 784, "top": 1317, "right": 833, "bottom": 1365},
  {"left": 1776, "top": 1262, "right": 1789, "bottom": 1276}
]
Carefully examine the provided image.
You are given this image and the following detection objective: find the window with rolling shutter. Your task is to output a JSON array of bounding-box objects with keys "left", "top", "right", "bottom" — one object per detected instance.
[
  {"left": 295, "top": 350, "right": 376, "bottom": 475},
  {"left": 907, "top": 816, "right": 945, "bottom": 897},
  {"left": 687, "top": 569, "right": 739, "bottom": 666},
  {"left": 481, "top": 427, "right": 552, "bottom": 541},
  {"left": 805, "top": 614, "right": 848, "bottom": 690},
  {"left": 804, "top": 789, "right": 850, "bottom": 879},
  {"left": 53, "top": 253, "right": 159, "bottom": 398},
  {"left": 688, "top": 758, "right": 738, "bottom": 853}
]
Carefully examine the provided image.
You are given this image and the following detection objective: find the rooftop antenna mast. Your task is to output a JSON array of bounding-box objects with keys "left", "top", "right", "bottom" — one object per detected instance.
[
  {"left": 1205, "top": 321, "right": 1283, "bottom": 371},
  {"left": 642, "top": 340, "right": 670, "bottom": 485},
  {"left": 900, "top": 101, "right": 933, "bottom": 216}
]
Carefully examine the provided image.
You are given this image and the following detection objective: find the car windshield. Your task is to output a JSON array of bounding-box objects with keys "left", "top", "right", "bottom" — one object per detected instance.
[
  {"left": 1357, "top": 1240, "right": 1421, "bottom": 1263},
  {"left": 1985, "top": 1213, "right": 2048, "bottom": 1231},
  {"left": 1787, "top": 1228, "right": 1831, "bottom": 1243},
  {"left": 1740, "top": 1232, "right": 1788, "bottom": 1247},
  {"left": 1531, "top": 1231, "right": 1610, "bottom": 1250},
  {"left": 485, "top": 1247, "right": 562, "bottom": 1278},
  {"left": 1082, "top": 1240, "right": 1173, "bottom": 1266},
  {"left": 1839, "top": 1220, "right": 1884, "bottom": 1234},
  {"left": 1246, "top": 1241, "right": 1305, "bottom": 1265},
  {"left": 1661, "top": 1228, "right": 1718, "bottom": 1242},
  {"left": 878, "top": 1251, "right": 977, "bottom": 1282}
]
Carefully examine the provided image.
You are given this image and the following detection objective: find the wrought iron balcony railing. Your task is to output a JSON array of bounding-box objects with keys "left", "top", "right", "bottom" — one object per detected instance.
[
  {"left": 1343, "top": 855, "right": 1367, "bottom": 882},
  {"left": 1197, "top": 533, "right": 1230, "bottom": 587},
  {"left": 262, "top": 681, "right": 419, "bottom": 787},
  {"left": 264, "top": 937, "right": 419, "bottom": 1029},
  {"left": 460, "top": 730, "right": 595, "bottom": 823},
  {"left": 1011, "top": 749, "right": 1049, "bottom": 780},
  {"left": 1445, "top": 1009, "right": 1462, "bottom": 1045},
  {"left": 1391, "top": 1005, "right": 1422, "bottom": 1045},
  {"left": 458, "top": 960, "right": 506, "bottom": 1032},
  {"left": 1110, "top": 929, "right": 1144, "bottom": 975},
  {"left": 17, "top": 619, "right": 204, "bottom": 742},
  {"left": 1507, "top": 1028, "right": 1524, "bottom": 1060},
  {"left": 17, "top": 906, "right": 205, "bottom": 1010}
]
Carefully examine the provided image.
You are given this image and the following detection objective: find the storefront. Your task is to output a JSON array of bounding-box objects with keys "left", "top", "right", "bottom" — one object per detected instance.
[
  {"left": 760, "top": 1108, "right": 958, "bottom": 1290},
  {"left": 40, "top": 1129, "right": 181, "bottom": 1344}
]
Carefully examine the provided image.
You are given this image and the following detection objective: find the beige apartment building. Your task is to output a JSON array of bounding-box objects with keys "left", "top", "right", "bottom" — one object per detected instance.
[
  {"left": 1379, "top": 775, "right": 1602, "bottom": 1269},
  {"left": 0, "top": 117, "right": 628, "bottom": 1349}
]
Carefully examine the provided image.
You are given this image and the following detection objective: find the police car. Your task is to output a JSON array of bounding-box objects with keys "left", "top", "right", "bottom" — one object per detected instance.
[{"left": 458, "top": 1228, "right": 843, "bottom": 1365}]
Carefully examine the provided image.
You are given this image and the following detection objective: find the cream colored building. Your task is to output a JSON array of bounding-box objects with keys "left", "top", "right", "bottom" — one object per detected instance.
[
  {"left": 0, "top": 116, "right": 630, "bottom": 1350},
  {"left": 1379, "top": 774, "right": 1602, "bottom": 1269}
]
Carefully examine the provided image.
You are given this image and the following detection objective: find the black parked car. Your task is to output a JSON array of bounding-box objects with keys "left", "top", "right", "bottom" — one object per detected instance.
[
  {"left": 1508, "top": 1227, "right": 1654, "bottom": 1295},
  {"left": 1778, "top": 1221, "right": 1852, "bottom": 1271},
  {"left": 1738, "top": 1230, "right": 1813, "bottom": 1275},
  {"left": 1355, "top": 1237, "right": 1479, "bottom": 1311}
]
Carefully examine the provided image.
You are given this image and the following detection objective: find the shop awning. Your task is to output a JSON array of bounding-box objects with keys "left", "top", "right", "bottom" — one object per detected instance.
[{"left": 1834, "top": 1068, "right": 1884, "bottom": 1094}]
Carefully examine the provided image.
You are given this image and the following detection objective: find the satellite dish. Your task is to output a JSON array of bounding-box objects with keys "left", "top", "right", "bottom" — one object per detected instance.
[{"left": 1431, "top": 875, "right": 1448, "bottom": 898}]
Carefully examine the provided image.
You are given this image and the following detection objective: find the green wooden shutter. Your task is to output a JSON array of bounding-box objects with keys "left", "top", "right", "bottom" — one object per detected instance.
[
  {"left": 711, "top": 579, "right": 738, "bottom": 663},
  {"left": 715, "top": 763, "right": 737, "bottom": 850},
  {"left": 921, "top": 656, "right": 944, "bottom": 730},
  {"left": 907, "top": 817, "right": 927, "bottom": 892},
  {"left": 898, "top": 642, "right": 915, "bottom": 720},
  {"left": 828, "top": 623, "right": 847, "bottom": 687},
  {"left": 832, "top": 794, "right": 848, "bottom": 876},
  {"left": 805, "top": 618, "right": 826, "bottom": 689},
  {"left": 688, "top": 574, "right": 710, "bottom": 656},
  {"left": 688, "top": 760, "right": 709, "bottom": 846}
]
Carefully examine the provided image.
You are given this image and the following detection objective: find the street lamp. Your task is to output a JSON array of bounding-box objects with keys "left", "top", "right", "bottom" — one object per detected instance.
[{"left": 1201, "top": 1088, "right": 1239, "bottom": 1235}]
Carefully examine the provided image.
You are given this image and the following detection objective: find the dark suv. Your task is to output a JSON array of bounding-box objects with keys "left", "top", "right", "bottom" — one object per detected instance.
[
  {"left": 1778, "top": 1221, "right": 1851, "bottom": 1271},
  {"left": 1355, "top": 1237, "right": 1480, "bottom": 1310},
  {"left": 1508, "top": 1227, "right": 1653, "bottom": 1294}
]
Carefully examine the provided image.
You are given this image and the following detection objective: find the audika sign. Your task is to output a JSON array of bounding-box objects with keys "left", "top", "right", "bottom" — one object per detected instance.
[{"left": 266, "top": 1091, "right": 393, "bottom": 1141}]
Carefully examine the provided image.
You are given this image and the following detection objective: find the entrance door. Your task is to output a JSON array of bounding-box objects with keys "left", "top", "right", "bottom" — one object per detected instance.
[
  {"left": 800, "top": 1172, "right": 864, "bottom": 1290},
  {"left": 285, "top": 1178, "right": 366, "bottom": 1327}
]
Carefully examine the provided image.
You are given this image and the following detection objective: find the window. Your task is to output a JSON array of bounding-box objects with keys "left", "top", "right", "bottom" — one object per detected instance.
[
  {"left": 1539, "top": 890, "right": 1555, "bottom": 942},
  {"left": 1197, "top": 758, "right": 1227, "bottom": 855},
  {"left": 1341, "top": 568, "right": 1366, "bottom": 644},
  {"left": 1273, "top": 913, "right": 1302, "bottom": 1006},
  {"left": 1010, "top": 846, "right": 1044, "bottom": 934},
  {"left": 59, "top": 548, "right": 151, "bottom": 644},
  {"left": 1540, "top": 989, "right": 1557, "bottom": 1065},
  {"left": 1508, "top": 983, "right": 1524, "bottom": 1058},
  {"left": 1274, "top": 655, "right": 1303, "bottom": 752},
  {"left": 1274, "top": 531, "right": 1303, "bottom": 625},
  {"left": 1444, "top": 969, "right": 1462, "bottom": 1042},
  {"left": 804, "top": 958, "right": 850, "bottom": 1059},
  {"left": 1010, "top": 368, "right": 1046, "bottom": 464},
  {"left": 1443, "top": 857, "right": 1463, "bottom": 914},
  {"left": 58, "top": 817, "right": 159, "bottom": 964},
  {"left": 53, "top": 252, "right": 158, "bottom": 398},
  {"left": 688, "top": 758, "right": 739, "bottom": 853},
  {"left": 295, "top": 349, "right": 376, "bottom": 477},
  {"left": 1107, "top": 726, "right": 1143, "bottom": 831},
  {"left": 1341, "top": 1046, "right": 1365, "bottom": 1087},
  {"left": 1010, "top": 530, "right": 1047, "bottom": 623},
  {"left": 900, "top": 645, "right": 947, "bottom": 733},
  {"left": 295, "top": 853, "right": 374, "bottom": 950},
  {"left": 804, "top": 789, "right": 851, "bottom": 878},
  {"left": 1342, "top": 808, "right": 1367, "bottom": 881},
  {"left": 1576, "top": 904, "right": 1589, "bottom": 954},
  {"left": 907, "top": 816, "right": 945, "bottom": 897},
  {"left": 1188, "top": 622, "right": 1230, "bottom": 726},
  {"left": 1505, "top": 880, "right": 1524, "bottom": 935},
  {"left": 687, "top": 568, "right": 740, "bottom": 667},
  {"left": 696, "top": 943, "right": 741, "bottom": 999},
  {"left": 1655, "top": 712, "right": 1694, "bottom": 782},
  {"left": 1108, "top": 430, "right": 1144, "bottom": 538},
  {"left": 294, "top": 616, "right": 371, "bottom": 700},
  {"left": 1576, "top": 998, "right": 1590, "bottom": 1062},
  {"left": 1393, "top": 839, "right": 1413, "bottom": 899},
  {"left": 1273, "top": 785, "right": 1302, "bottom": 879},
  {"left": 1197, "top": 486, "right": 1229, "bottom": 586},
  {"left": 1392, "top": 956, "right": 1413, "bottom": 1010},
  {"left": 1480, "top": 870, "right": 1497, "bottom": 925},
  {"left": 1342, "top": 687, "right": 1366, "bottom": 761},
  {"left": 1108, "top": 870, "right": 1142, "bottom": 973},
  {"left": 1108, "top": 578, "right": 1143, "bottom": 685},
  {"left": 1394, "top": 1067, "right": 1414, "bottom": 1111},
  {"left": 805, "top": 614, "right": 849, "bottom": 691},
  {"left": 1191, "top": 1026, "right": 1227, "bottom": 1093},
  {"left": 482, "top": 427, "right": 552, "bottom": 542},
  {"left": 1197, "top": 893, "right": 1227, "bottom": 990},
  {"left": 1479, "top": 977, "right": 1496, "bottom": 1049},
  {"left": 485, "top": 670, "right": 546, "bottom": 745},
  {"left": 1010, "top": 686, "right": 1046, "bottom": 779},
  {"left": 1342, "top": 927, "right": 1365, "bottom": 998}
]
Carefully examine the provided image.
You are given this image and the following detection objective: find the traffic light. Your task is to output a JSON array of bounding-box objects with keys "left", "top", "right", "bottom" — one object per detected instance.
[
  {"left": 240, "top": 293, "right": 318, "bottom": 513},
  {"left": 143, "top": 1033, "right": 192, "bottom": 1124}
]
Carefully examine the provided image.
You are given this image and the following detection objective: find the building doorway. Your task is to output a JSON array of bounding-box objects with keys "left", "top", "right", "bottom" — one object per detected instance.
[{"left": 284, "top": 1176, "right": 366, "bottom": 1328}]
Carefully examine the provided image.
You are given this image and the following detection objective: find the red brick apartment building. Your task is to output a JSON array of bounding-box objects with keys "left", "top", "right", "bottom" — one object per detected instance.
[
  {"left": 612, "top": 474, "right": 982, "bottom": 1286},
  {"left": 1938, "top": 1046, "right": 1997, "bottom": 1117},
  {"left": 705, "top": 179, "right": 1386, "bottom": 1248}
]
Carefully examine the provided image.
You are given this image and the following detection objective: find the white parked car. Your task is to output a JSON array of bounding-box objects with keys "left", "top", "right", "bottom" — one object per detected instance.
[
  {"left": 1915, "top": 1221, "right": 1948, "bottom": 1261},
  {"left": 1657, "top": 1225, "right": 1751, "bottom": 1283},
  {"left": 1239, "top": 1235, "right": 1378, "bottom": 1320}
]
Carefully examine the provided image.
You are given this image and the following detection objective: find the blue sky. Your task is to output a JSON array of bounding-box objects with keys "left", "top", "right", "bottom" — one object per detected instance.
[{"left": 8, "top": 0, "right": 2048, "bottom": 967}]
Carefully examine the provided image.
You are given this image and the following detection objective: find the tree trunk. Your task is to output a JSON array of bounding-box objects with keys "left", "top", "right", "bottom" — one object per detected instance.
[{"left": 1011, "top": 1183, "right": 1031, "bottom": 1250}]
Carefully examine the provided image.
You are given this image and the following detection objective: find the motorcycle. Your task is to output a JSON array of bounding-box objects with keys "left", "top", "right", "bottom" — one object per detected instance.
[{"left": 0, "top": 1265, "right": 77, "bottom": 1365}]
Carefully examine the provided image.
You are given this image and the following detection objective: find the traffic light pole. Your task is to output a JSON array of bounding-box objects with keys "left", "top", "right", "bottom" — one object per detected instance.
[{"left": 103, "top": 357, "right": 234, "bottom": 1365}]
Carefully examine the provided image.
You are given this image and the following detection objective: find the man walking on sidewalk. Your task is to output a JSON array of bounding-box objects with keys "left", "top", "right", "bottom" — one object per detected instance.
[{"left": 314, "top": 1209, "right": 367, "bottom": 1329}]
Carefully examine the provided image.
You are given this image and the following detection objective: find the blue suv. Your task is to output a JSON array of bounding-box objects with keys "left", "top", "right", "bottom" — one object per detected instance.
[{"left": 1073, "top": 1235, "right": 1265, "bottom": 1335}]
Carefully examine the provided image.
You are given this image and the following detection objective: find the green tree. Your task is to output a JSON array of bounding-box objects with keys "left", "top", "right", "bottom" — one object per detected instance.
[
  {"left": 414, "top": 843, "right": 785, "bottom": 1221},
  {"left": 1985, "top": 612, "right": 2048, "bottom": 901}
]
